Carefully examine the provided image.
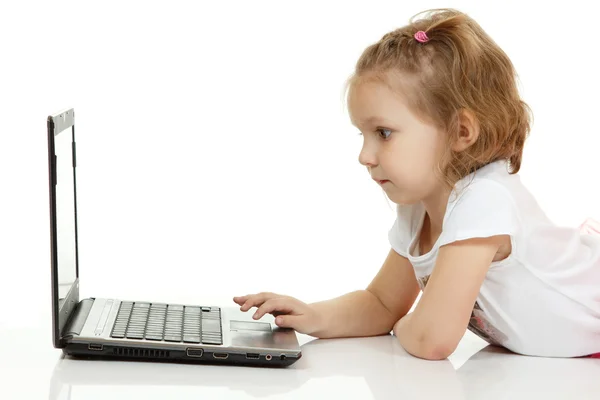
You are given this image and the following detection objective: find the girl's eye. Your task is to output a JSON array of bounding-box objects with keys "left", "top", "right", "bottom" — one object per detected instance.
[
  {"left": 356, "top": 129, "right": 392, "bottom": 138},
  {"left": 377, "top": 128, "right": 392, "bottom": 139}
]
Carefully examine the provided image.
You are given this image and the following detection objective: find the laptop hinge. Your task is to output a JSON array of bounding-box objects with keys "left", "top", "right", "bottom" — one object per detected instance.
[{"left": 62, "top": 298, "right": 95, "bottom": 341}]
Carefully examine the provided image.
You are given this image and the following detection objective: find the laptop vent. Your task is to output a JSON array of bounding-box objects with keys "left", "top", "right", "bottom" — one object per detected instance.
[{"left": 112, "top": 347, "right": 171, "bottom": 358}]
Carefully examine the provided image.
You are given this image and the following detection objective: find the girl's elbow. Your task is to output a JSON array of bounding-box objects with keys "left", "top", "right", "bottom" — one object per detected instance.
[
  {"left": 423, "top": 340, "right": 457, "bottom": 360},
  {"left": 400, "top": 336, "right": 458, "bottom": 360},
  {"left": 421, "top": 328, "right": 464, "bottom": 360}
]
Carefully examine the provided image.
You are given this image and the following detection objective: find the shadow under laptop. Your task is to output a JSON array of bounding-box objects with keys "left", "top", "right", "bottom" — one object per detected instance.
[
  {"left": 48, "top": 334, "right": 600, "bottom": 400},
  {"left": 48, "top": 334, "right": 464, "bottom": 399}
]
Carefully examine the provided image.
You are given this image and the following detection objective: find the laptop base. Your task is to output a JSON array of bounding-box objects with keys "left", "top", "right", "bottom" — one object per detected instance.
[{"left": 63, "top": 342, "right": 301, "bottom": 368}]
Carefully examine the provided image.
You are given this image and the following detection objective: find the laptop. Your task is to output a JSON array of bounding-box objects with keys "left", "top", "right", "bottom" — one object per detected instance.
[{"left": 47, "top": 108, "right": 302, "bottom": 367}]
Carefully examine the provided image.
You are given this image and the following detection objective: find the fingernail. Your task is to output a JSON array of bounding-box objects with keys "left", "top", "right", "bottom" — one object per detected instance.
[
  {"left": 276, "top": 317, "right": 282, "bottom": 325},
  {"left": 253, "top": 312, "right": 258, "bottom": 319}
]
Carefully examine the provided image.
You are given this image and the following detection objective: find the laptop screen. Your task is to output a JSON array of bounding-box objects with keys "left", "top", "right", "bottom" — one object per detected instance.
[{"left": 54, "top": 122, "right": 78, "bottom": 306}]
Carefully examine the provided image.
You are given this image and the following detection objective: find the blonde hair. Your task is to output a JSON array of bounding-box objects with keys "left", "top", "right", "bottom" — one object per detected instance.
[{"left": 345, "top": 8, "right": 533, "bottom": 188}]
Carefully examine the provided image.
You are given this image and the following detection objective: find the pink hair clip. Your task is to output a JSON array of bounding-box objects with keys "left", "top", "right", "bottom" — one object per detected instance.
[{"left": 414, "top": 30, "right": 429, "bottom": 43}]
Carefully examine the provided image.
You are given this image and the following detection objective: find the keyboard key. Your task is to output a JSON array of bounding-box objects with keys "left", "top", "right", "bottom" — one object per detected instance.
[
  {"left": 202, "top": 336, "right": 223, "bottom": 344},
  {"left": 126, "top": 332, "right": 144, "bottom": 339},
  {"left": 164, "top": 335, "right": 182, "bottom": 342},
  {"left": 202, "top": 337, "right": 222, "bottom": 345},
  {"left": 145, "top": 334, "right": 164, "bottom": 341},
  {"left": 202, "top": 319, "right": 221, "bottom": 332},
  {"left": 183, "top": 335, "right": 201, "bottom": 343},
  {"left": 146, "top": 326, "right": 164, "bottom": 331}
]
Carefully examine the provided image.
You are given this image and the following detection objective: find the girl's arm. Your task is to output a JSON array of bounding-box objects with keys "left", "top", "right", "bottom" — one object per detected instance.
[
  {"left": 393, "top": 235, "right": 507, "bottom": 360},
  {"left": 310, "top": 247, "right": 421, "bottom": 338},
  {"left": 237, "top": 248, "right": 421, "bottom": 338}
]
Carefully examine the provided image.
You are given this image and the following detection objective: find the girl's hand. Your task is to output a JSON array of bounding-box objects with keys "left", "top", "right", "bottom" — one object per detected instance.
[{"left": 233, "top": 292, "right": 322, "bottom": 335}]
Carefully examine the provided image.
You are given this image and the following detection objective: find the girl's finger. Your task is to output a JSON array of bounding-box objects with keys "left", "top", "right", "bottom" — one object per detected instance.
[
  {"left": 239, "top": 292, "right": 279, "bottom": 311},
  {"left": 274, "top": 314, "right": 305, "bottom": 331},
  {"left": 232, "top": 295, "right": 249, "bottom": 305},
  {"left": 253, "top": 297, "right": 297, "bottom": 320}
]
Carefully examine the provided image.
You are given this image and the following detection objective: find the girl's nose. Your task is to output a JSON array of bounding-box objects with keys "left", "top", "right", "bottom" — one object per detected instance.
[{"left": 359, "top": 144, "right": 377, "bottom": 167}]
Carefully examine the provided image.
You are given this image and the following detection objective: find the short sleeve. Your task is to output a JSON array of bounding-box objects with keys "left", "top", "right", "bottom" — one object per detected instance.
[
  {"left": 388, "top": 203, "right": 422, "bottom": 257},
  {"left": 439, "top": 179, "right": 520, "bottom": 246}
]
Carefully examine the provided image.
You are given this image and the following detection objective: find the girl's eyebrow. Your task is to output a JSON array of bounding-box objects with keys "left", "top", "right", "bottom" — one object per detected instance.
[
  {"left": 366, "top": 116, "right": 390, "bottom": 125},
  {"left": 353, "top": 116, "right": 392, "bottom": 127}
]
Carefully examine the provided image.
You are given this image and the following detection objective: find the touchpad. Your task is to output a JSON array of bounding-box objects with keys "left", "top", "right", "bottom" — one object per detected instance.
[{"left": 230, "top": 320, "right": 272, "bottom": 332}]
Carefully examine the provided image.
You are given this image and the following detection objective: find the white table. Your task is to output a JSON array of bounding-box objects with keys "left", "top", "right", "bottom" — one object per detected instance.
[{"left": 2, "top": 311, "right": 599, "bottom": 399}]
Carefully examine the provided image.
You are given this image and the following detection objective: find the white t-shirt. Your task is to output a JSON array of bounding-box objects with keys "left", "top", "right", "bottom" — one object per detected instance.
[{"left": 388, "top": 160, "right": 600, "bottom": 357}]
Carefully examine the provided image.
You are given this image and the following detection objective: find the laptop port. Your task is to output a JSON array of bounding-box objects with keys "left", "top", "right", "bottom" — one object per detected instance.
[
  {"left": 88, "top": 344, "right": 103, "bottom": 351},
  {"left": 246, "top": 353, "right": 260, "bottom": 360},
  {"left": 186, "top": 348, "right": 204, "bottom": 358},
  {"left": 265, "top": 354, "right": 272, "bottom": 361},
  {"left": 213, "top": 352, "right": 229, "bottom": 359}
]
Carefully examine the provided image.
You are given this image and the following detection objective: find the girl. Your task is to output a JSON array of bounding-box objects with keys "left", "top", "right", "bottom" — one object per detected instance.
[{"left": 234, "top": 8, "right": 600, "bottom": 360}]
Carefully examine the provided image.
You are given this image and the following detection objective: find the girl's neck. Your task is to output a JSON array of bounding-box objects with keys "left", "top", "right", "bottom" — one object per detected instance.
[{"left": 421, "top": 185, "right": 452, "bottom": 235}]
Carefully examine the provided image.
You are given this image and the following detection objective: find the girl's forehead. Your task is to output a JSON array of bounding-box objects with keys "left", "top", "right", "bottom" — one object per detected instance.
[
  {"left": 348, "top": 79, "right": 412, "bottom": 125},
  {"left": 350, "top": 73, "right": 413, "bottom": 106}
]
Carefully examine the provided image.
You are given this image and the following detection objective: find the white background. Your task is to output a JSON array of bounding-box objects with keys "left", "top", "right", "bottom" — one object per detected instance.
[{"left": 1, "top": 0, "right": 599, "bottom": 334}]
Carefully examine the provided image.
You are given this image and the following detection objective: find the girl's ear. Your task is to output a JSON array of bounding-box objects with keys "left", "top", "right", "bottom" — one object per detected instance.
[{"left": 451, "top": 109, "right": 480, "bottom": 152}]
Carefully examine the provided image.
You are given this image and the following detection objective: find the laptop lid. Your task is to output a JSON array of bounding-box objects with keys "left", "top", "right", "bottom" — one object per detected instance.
[{"left": 47, "top": 108, "right": 80, "bottom": 348}]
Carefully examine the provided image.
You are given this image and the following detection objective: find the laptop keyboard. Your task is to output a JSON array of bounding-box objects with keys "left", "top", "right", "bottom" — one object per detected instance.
[{"left": 110, "top": 302, "right": 223, "bottom": 345}]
